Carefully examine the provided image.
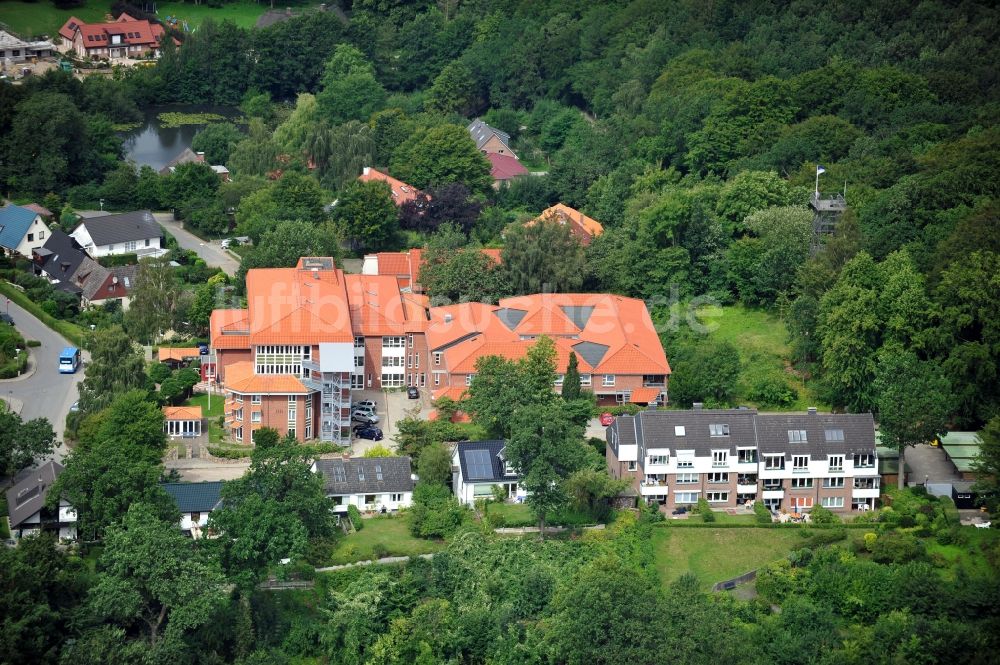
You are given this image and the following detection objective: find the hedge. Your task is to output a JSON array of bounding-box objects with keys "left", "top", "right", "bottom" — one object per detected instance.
[
  {"left": 26, "top": 340, "right": 41, "bottom": 347},
  {"left": 207, "top": 445, "right": 251, "bottom": 459},
  {"left": 0, "top": 351, "right": 28, "bottom": 379},
  {"left": 652, "top": 521, "right": 882, "bottom": 529},
  {"left": 347, "top": 504, "right": 364, "bottom": 531},
  {"left": 0, "top": 282, "right": 86, "bottom": 348},
  {"left": 97, "top": 253, "right": 139, "bottom": 268}
]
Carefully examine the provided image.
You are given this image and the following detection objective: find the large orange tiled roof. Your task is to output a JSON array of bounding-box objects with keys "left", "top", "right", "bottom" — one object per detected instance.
[
  {"left": 345, "top": 274, "right": 428, "bottom": 336},
  {"left": 428, "top": 293, "right": 669, "bottom": 378},
  {"left": 223, "top": 361, "right": 309, "bottom": 394},
  {"left": 358, "top": 167, "right": 424, "bottom": 206},
  {"left": 210, "top": 308, "right": 250, "bottom": 349}
]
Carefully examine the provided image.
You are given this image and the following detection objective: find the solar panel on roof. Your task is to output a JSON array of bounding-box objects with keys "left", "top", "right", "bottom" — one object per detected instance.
[{"left": 465, "top": 449, "right": 493, "bottom": 480}]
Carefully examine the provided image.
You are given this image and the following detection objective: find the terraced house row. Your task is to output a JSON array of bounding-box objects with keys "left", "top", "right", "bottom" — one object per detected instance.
[
  {"left": 607, "top": 406, "right": 880, "bottom": 513},
  {"left": 210, "top": 257, "right": 671, "bottom": 445}
]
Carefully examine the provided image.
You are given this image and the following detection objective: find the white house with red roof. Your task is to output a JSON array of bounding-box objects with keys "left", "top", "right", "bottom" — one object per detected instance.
[
  {"left": 58, "top": 13, "right": 173, "bottom": 60},
  {"left": 357, "top": 167, "right": 425, "bottom": 206}
]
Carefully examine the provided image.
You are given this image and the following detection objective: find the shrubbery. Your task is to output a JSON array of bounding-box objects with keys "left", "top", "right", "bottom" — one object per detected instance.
[
  {"left": 754, "top": 500, "right": 773, "bottom": 523},
  {"left": 808, "top": 505, "right": 840, "bottom": 524},
  {"left": 697, "top": 497, "right": 716, "bottom": 522},
  {"left": 409, "top": 482, "right": 467, "bottom": 538},
  {"left": 347, "top": 504, "right": 364, "bottom": 532}
]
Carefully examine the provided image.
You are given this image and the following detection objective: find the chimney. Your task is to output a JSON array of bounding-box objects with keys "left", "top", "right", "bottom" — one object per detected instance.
[
  {"left": 807, "top": 407, "right": 817, "bottom": 415},
  {"left": 692, "top": 402, "right": 703, "bottom": 411},
  {"left": 363, "top": 166, "right": 371, "bottom": 176},
  {"left": 312, "top": 267, "right": 319, "bottom": 280},
  {"left": 444, "top": 314, "right": 453, "bottom": 323}
]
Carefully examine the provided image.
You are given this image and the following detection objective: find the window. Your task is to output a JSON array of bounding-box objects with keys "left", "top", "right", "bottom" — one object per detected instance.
[
  {"left": 708, "top": 472, "right": 729, "bottom": 483},
  {"left": 763, "top": 479, "right": 782, "bottom": 491},
  {"left": 382, "top": 356, "right": 403, "bottom": 367},
  {"left": 676, "top": 473, "right": 698, "bottom": 484},
  {"left": 738, "top": 449, "right": 758, "bottom": 464},
  {"left": 251, "top": 412, "right": 261, "bottom": 423},
  {"left": 626, "top": 461, "right": 636, "bottom": 472},
  {"left": 354, "top": 336, "right": 364, "bottom": 348},
  {"left": 788, "top": 429, "right": 808, "bottom": 443},
  {"left": 407, "top": 355, "right": 412, "bottom": 368},
  {"left": 824, "top": 429, "right": 844, "bottom": 442},
  {"left": 706, "top": 491, "right": 729, "bottom": 503},
  {"left": 712, "top": 450, "right": 728, "bottom": 467},
  {"left": 854, "top": 477, "right": 880, "bottom": 490},
  {"left": 853, "top": 453, "right": 875, "bottom": 468},
  {"left": 792, "top": 455, "right": 809, "bottom": 472},
  {"left": 828, "top": 455, "right": 844, "bottom": 472},
  {"left": 790, "top": 496, "right": 814, "bottom": 510},
  {"left": 235, "top": 394, "right": 243, "bottom": 404},
  {"left": 375, "top": 464, "right": 383, "bottom": 481},
  {"left": 109, "top": 244, "right": 115, "bottom": 251},
  {"left": 27, "top": 233, "right": 33, "bottom": 242},
  {"left": 676, "top": 455, "right": 694, "bottom": 469},
  {"left": 791, "top": 478, "right": 813, "bottom": 489},
  {"left": 602, "top": 374, "right": 615, "bottom": 386},
  {"left": 465, "top": 374, "right": 474, "bottom": 386},
  {"left": 364, "top": 494, "right": 376, "bottom": 505},
  {"left": 381, "top": 374, "right": 405, "bottom": 387},
  {"left": 144, "top": 239, "right": 150, "bottom": 247},
  {"left": 821, "top": 496, "right": 845, "bottom": 509},
  {"left": 234, "top": 408, "right": 243, "bottom": 421},
  {"left": 191, "top": 512, "right": 201, "bottom": 523},
  {"left": 124, "top": 241, "right": 137, "bottom": 251},
  {"left": 674, "top": 425, "right": 686, "bottom": 436},
  {"left": 256, "top": 345, "right": 306, "bottom": 375},
  {"left": 434, "top": 373, "right": 441, "bottom": 386},
  {"left": 647, "top": 455, "right": 668, "bottom": 465},
  {"left": 554, "top": 374, "right": 564, "bottom": 386},
  {"left": 433, "top": 352, "right": 442, "bottom": 365},
  {"left": 580, "top": 374, "right": 592, "bottom": 386},
  {"left": 764, "top": 455, "right": 785, "bottom": 470},
  {"left": 709, "top": 423, "right": 730, "bottom": 437},
  {"left": 38, "top": 231, "right": 44, "bottom": 240},
  {"left": 675, "top": 492, "right": 699, "bottom": 504},
  {"left": 234, "top": 426, "right": 242, "bottom": 441},
  {"left": 354, "top": 356, "right": 364, "bottom": 367},
  {"left": 414, "top": 353, "right": 419, "bottom": 368},
  {"left": 381, "top": 336, "right": 405, "bottom": 348},
  {"left": 251, "top": 394, "right": 261, "bottom": 405},
  {"left": 407, "top": 334, "right": 414, "bottom": 348},
  {"left": 823, "top": 477, "right": 845, "bottom": 488},
  {"left": 390, "top": 493, "right": 403, "bottom": 502}
]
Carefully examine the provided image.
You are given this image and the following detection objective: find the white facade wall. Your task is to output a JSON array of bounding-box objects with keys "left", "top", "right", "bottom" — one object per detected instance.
[
  {"left": 9, "top": 215, "right": 48, "bottom": 257},
  {"left": 330, "top": 491, "right": 412, "bottom": 513}
]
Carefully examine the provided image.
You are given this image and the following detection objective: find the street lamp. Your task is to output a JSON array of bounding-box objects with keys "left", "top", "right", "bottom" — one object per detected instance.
[{"left": 99, "top": 198, "right": 104, "bottom": 212}]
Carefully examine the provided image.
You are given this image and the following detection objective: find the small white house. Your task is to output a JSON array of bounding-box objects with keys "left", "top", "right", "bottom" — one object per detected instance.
[
  {"left": 0, "top": 204, "right": 49, "bottom": 258},
  {"left": 70, "top": 210, "right": 165, "bottom": 258},
  {"left": 161, "top": 481, "right": 223, "bottom": 539},
  {"left": 453, "top": 440, "right": 526, "bottom": 506},
  {"left": 5, "top": 461, "right": 77, "bottom": 542},
  {"left": 313, "top": 457, "right": 414, "bottom": 514}
]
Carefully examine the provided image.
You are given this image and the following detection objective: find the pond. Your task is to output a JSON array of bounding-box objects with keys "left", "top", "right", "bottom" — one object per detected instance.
[{"left": 120, "top": 105, "right": 240, "bottom": 171}]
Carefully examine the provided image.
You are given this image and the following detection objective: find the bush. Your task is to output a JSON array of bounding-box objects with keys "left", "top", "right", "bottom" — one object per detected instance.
[
  {"left": 697, "top": 497, "right": 715, "bottom": 522},
  {"left": 754, "top": 500, "right": 773, "bottom": 524},
  {"left": 149, "top": 362, "right": 172, "bottom": 384},
  {"left": 869, "top": 531, "right": 925, "bottom": 564},
  {"left": 801, "top": 528, "right": 847, "bottom": 547},
  {"left": 745, "top": 372, "right": 797, "bottom": 407},
  {"left": 809, "top": 505, "right": 840, "bottom": 524},
  {"left": 371, "top": 543, "right": 389, "bottom": 560},
  {"left": 207, "top": 445, "right": 251, "bottom": 459},
  {"left": 347, "top": 504, "right": 363, "bottom": 532},
  {"left": 409, "top": 482, "right": 467, "bottom": 538},
  {"left": 97, "top": 253, "right": 139, "bottom": 268},
  {"left": 26, "top": 340, "right": 41, "bottom": 347}
]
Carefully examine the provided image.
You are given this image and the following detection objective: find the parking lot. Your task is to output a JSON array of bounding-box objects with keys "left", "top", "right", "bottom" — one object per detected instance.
[{"left": 348, "top": 388, "right": 430, "bottom": 454}]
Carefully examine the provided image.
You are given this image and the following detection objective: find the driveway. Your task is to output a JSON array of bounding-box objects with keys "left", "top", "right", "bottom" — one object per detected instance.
[
  {"left": 0, "top": 297, "right": 87, "bottom": 463},
  {"left": 77, "top": 209, "right": 240, "bottom": 276},
  {"left": 349, "top": 389, "right": 427, "bottom": 454},
  {"left": 905, "top": 444, "right": 962, "bottom": 486},
  {"left": 155, "top": 214, "right": 240, "bottom": 276}
]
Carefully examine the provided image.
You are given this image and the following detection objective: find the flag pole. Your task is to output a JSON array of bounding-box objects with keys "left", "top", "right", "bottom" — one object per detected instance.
[{"left": 815, "top": 166, "right": 820, "bottom": 195}]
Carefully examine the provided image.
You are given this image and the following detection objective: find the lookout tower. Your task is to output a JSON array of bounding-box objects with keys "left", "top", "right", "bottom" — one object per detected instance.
[{"left": 810, "top": 191, "right": 847, "bottom": 236}]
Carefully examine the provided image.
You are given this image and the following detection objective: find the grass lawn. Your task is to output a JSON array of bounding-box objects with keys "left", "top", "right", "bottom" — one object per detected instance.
[
  {"left": 487, "top": 501, "right": 598, "bottom": 527},
  {"left": 329, "top": 516, "right": 445, "bottom": 565},
  {"left": 926, "top": 528, "right": 1000, "bottom": 580},
  {"left": 154, "top": 1, "right": 273, "bottom": 30},
  {"left": 684, "top": 511, "right": 758, "bottom": 525},
  {"left": 0, "top": 0, "right": 110, "bottom": 38},
  {"left": 182, "top": 392, "right": 226, "bottom": 443},
  {"left": 690, "top": 303, "right": 826, "bottom": 411},
  {"left": 651, "top": 527, "right": 805, "bottom": 590}
]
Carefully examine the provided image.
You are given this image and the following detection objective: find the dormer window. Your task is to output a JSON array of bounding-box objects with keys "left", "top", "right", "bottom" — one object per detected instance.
[{"left": 788, "top": 430, "right": 808, "bottom": 443}]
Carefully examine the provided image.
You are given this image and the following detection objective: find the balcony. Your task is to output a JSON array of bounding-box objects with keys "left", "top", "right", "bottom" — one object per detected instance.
[
  {"left": 737, "top": 475, "right": 758, "bottom": 485},
  {"left": 642, "top": 375, "right": 666, "bottom": 387},
  {"left": 737, "top": 483, "right": 758, "bottom": 494},
  {"left": 852, "top": 488, "right": 880, "bottom": 499},
  {"left": 640, "top": 484, "right": 669, "bottom": 496},
  {"left": 762, "top": 489, "right": 785, "bottom": 500}
]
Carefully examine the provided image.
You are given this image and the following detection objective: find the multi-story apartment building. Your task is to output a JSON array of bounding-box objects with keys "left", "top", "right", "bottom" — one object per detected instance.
[
  {"left": 607, "top": 406, "right": 880, "bottom": 512},
  {"left": 210, "top": 257, "right": 670, "bottom": 444}
]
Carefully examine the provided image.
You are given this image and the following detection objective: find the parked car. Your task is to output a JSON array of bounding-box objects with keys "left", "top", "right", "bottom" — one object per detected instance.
[
  {"left": 671, "top": 506, "right": 688, "bottom": 515},
  {"left": 0, "top": 313, "right": 13, "bottom": 325},
  {"left": 351, "top": 409, "right": 379, "bottom": 424},
  {"left": 197, "top": 342, "right": 209, "bottom": 355},
  {"left": 407, "top": 386, "right": 419, "bottom": 399},
  {"left": 69, "top": 401, "right": 80, "bottom": 412},
  {"left": 599, "top": 412, "right": 615, "bottom": 426},
  {"left": 353, "top": 424, "right": 383, "bottom": 441},
  {"left": 356, "top": 400, "right": 377, "bottom": 410}
]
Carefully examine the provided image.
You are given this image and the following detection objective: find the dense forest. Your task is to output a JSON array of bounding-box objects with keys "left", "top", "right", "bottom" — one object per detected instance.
[{"left": 1, "top": 1, "right": 1000, "bottom": 662}]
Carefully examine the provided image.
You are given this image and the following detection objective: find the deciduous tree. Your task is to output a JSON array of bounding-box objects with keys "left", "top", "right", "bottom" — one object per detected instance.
[
  {"left": 0, "top": 410, "right": 55, "bottom": 488},
  {"left": 502, "top": 220, "right": 586, "bottom": 295}
]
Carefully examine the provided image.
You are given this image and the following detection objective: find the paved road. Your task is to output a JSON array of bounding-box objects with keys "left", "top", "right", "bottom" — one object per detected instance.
[
  {"left": 156, "top": 214, "right": 240, "bottom": 276},
  {"left": 76, "top": 209, "right": 240, "bottom": 276},
  {"left": 0, "top": 297, "right": 86, "bottom": 462}
]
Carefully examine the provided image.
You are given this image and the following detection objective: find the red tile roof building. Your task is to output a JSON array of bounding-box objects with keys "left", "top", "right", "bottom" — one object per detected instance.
[
  {"left": 210, "top": 258, "right": 669, "bottom": 444},
  {"left": 357, "top": 167, "right": 425, "bottom": 206},
  {"left": 486, "top": 153, "right": 529, "bottom": 185},
  {"left": 58, "top": 13, "right": 172, "bottom": 61},
  {"left": 362, "top": 247, "right": 501, "bottom": 293},
  {"left": 530, "top": 203, "right": 604, "bottom": 246}
]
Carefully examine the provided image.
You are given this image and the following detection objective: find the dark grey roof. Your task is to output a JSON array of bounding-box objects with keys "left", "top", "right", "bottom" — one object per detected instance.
[
  {"left": 5, "top": 461, "right": 63, "bottom": 528},
  {"left": 572, "top": 340, "right": 609, "bottom": 368},
  {"left": 159, "top": 148, "right": 203, "bottom": 175},
  {"left": 111, "top": 264, "right": 139, "bottom": 290},
  {"left": 315, "top": 457, "right": 414, "bottom": 495},
  {"left": 560, "top": 305, "right": 594, "bottom": 329},
  {"left": 34, "top": 228, "right": 88, "bottom": 284},
  {"left": 162, "top": 482, "right": 223, "bottom": 513},
  {"left": 755, "top": 413, "right": 877, "bottom": 457},
  {"left": 456, "top": 440, "right": 519, "bottom": 483},
  {"left": 609, "top": 409, "right": 877, "bottom": 459},
  {"left": 77, "top": 210, "right": 161, "bottom": 247},
  {"left": 494, "top": 307, "right": 527, "bottom": 330},
  {"left": 73, "top": 257, "right": 112, "bottom": 301},
  {"left": 468, "top": 119, "right": 511, "bottom": 151}
]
